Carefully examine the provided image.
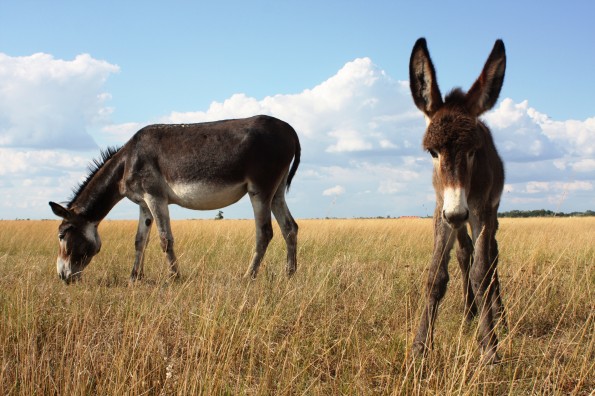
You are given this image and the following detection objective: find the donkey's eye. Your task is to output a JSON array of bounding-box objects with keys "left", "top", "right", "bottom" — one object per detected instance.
[
  {"left": 428, "top": 150, "right": 439, "bottom": 159},
  {"left": 58, "top": 225, "right": 73, "bottom": 241}
]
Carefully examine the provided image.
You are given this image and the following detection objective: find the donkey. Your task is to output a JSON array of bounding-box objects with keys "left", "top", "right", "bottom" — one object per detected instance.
[
  {"left": 409, "top": 38, "right": 507, "bottom": 363},
  {"left": 49, "top": 115, "right": 300, "bottom": 284}
]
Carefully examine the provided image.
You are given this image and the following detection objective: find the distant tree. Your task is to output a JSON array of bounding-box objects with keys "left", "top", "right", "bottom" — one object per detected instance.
[
  {"left": 215, "top": 210, "right": 224, "bottom": 220},
  {"left": 498, "top": 209, "right": 594, "bottom": 218}
]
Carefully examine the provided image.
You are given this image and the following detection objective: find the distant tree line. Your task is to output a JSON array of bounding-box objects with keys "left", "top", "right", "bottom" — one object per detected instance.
[{"left": 498, "top": 209, "right": 595, "bottom": 218}]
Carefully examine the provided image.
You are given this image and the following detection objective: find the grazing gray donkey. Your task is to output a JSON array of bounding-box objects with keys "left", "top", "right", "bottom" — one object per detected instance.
[
  {"left": 409, "top": 38, "right": 508, "bottom": 364},
  {"left": 49, "top": 115, "right": 300, "bottom": 284}
]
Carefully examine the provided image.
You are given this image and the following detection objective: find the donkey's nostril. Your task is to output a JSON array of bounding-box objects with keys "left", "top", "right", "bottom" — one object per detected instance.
[
  {"left": 58, "top": 271, "right": 72, "bottom": 284},
  {"left": 458, "top": 209, "right": 469, "bottom": 222}
]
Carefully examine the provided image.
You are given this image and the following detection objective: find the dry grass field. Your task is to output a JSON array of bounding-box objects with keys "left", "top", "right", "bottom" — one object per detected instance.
[{"left": 0, "top": 217, "right": 593, "bottom": 395}]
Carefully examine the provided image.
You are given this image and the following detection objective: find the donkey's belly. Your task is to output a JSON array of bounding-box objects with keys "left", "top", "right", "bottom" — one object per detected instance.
[{"left": 169, "top": 181, "right": 247, "bottom": 210}]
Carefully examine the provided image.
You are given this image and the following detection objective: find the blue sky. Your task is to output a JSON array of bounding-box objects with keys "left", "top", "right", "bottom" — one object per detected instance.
[{"left": 1, "top": 1, "right": 594, "bottom": 219}]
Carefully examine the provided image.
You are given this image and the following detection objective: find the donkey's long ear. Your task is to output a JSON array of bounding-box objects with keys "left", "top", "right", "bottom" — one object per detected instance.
[
  {"left": 49, "top": 201, "right": 72, "bottom": 220},
  {"left": 409, "top": 38, "right": 443, "bottom": 117},
  {"left": 466, "top": 40, "right": 506, "bottom": 116}
]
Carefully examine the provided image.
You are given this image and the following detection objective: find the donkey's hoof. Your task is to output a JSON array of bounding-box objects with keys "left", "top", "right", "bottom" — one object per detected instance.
[
  {"left": 167, "top": 271, "right": 181, "bottom": 282},
  {"left": 481, "top": 350, "right": 501, "bottom": 366},
  {"left": 243, "top": 269, "right": 258, "bottom": 280},
  {"left": 129, "top": 273, "right": 144, "bottom": 284},
  {"left": 411, "top": 342, "right": 429, "bottom": 360},
  {"left": 286, "top": 266, "right": 296, "bottom": 278}
]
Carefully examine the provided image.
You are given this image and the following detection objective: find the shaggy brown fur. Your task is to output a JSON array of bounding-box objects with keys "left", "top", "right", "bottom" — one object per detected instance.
[{"left": 409, "top": 38, "right": 507, "bottom": 364}]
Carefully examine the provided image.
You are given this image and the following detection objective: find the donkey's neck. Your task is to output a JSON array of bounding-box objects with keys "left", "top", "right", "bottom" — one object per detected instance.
[{"left": 69, "top": 155, "right": 125, "bottom": 223}]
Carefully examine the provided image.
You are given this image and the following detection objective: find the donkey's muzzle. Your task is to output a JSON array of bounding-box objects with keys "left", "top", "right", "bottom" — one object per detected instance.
[
  {"left": 58, "top": 270, "right": 81, "bottom": 285},
  {"left": 58, "top": 271, "right": 71, "bottom": 284},
  {"left": 443, "top": 209, "right": 469, "bottom": 229}
]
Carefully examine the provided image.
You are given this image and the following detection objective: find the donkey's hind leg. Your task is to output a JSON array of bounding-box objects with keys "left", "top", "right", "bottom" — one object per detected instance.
[
  {"left": 244, "top": 190, "right": 274, "bottom": 279},
  {"left": 456, "top": 227, "right": 477, "bottom": 323},
  {"left": 130, "top": 203, "right": 154, "bottom": 281},
  {"left": 271, "top": 182, "right": 298, "bottom": 277}
]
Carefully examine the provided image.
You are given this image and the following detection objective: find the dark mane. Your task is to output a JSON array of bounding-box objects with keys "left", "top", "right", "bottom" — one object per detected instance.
[
  {"left": 68, "top": 146, "right": 121, "bottom": 208},
  {"left": 444, "top": 88, "right": 467, "bottom": 106}
]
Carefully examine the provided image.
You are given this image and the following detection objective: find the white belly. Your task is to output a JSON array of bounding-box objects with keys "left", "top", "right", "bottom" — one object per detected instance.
[{"left": 169, "top": 181, "right": 247, "bottom": 210}]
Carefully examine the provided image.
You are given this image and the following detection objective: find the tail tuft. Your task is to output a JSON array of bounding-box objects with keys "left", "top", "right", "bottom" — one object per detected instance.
[{"left": 286, "top": 134, "right": 301, "bottom": 192}]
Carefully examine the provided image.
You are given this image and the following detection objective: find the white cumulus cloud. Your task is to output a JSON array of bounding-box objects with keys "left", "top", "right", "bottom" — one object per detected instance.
[
  {"left": 485, "top": 99, "right": 562, "bottom": 162},
  {"left": 326, "top": 129, "right": 373, "bottom": 153},
  {"left": 0, "top": 52, "right": 119, "bottom": 149},
  {"left": 323, "top": 185, "right": 346, "bottom": 196},
  {"left": 155, "top": 57, "right": 422, "bottom": 158}
]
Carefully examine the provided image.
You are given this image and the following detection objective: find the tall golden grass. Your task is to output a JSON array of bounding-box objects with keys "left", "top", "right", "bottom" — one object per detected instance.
[{"left": 0, "top": 218, "right": 593, "bottom": 395}]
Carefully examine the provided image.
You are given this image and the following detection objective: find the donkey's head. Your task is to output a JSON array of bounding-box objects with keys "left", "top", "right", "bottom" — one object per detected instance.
[
  {"left": 49, "top": 202, "right": 101, "bottom": 284},
  {"left": 409, "top": 38, "right": 506, "bottom": 229}
]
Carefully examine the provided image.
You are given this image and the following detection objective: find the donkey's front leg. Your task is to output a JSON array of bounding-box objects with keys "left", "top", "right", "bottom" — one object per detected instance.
[
  {"left": 130, "top": 204, "right": 154, "bottom": 281},
  {"left": 413, "top": 212, "right": 456, "bottom": 357},
  {"left": 456, "top": 227, "right": 477, "bottom": 323},
  {"left": 470, "top": 216, "right": 500, "bottom": 363},
  {"left": 489, "top": 233, "right": 508, "bottom": 331},
  {"left": 145, "top": 198, "right": 179, "bottom": 279}
]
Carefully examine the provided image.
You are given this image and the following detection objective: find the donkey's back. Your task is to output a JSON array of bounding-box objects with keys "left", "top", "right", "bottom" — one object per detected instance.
[{"left": 120, "top": 115, "right": 300, "bottom": 210}]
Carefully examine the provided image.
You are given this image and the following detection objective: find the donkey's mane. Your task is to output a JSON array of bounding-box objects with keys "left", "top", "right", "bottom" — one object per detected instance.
[
  {"left": 68, "top": 146, "right": 121, "bottom": 209},
  {"left": 444, "top": 88, "right": 467, "bottom": 106}
]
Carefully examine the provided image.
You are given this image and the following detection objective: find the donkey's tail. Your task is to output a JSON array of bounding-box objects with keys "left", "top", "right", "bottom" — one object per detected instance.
[{"left": 286, "top": 132, "right": 301, "bottom": 192}]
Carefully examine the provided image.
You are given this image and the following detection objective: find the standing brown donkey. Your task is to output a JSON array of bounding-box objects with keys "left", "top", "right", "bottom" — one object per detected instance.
[{"left": 409, "top": 38, "right": 507, "bottom": 363}]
